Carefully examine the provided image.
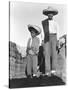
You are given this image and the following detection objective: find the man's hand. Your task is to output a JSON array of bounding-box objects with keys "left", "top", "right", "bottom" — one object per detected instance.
[{"left": 57, "top": 41, "right": 60, "bottom": 49}]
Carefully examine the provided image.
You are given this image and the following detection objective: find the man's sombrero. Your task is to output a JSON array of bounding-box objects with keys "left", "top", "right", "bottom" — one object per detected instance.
[
  {"left": 28, "top": 24, "right": 41, "bottom": 35},
  {"left": 43, "top": 6, "right": 58, "bottom": 16}
]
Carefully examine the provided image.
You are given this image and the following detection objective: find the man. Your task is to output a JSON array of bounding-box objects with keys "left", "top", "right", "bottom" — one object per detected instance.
[{"left": 42, "top": 6, "right": 60, "bottom": 76}]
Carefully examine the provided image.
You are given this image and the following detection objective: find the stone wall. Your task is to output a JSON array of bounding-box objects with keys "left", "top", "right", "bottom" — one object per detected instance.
[{"left": 9, "top": 41, "right": 27, "bottom": 79}]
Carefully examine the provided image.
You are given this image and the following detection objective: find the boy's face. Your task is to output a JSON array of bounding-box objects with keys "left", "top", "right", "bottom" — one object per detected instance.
[
  {"left": 31, "top": 31, "right": 36, "bottom": 38},
  {"left": 48, "top": 13, "right": 53, "bottom": 20}
]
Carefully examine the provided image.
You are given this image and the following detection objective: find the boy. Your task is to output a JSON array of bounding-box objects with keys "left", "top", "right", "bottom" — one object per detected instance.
[{"left": 26, "top": 24, "right": 41, "bottom": 78}]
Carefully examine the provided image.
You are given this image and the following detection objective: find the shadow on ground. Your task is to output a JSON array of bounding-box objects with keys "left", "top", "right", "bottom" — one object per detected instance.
[{"left": 9, "top": 75, "right": 65, "bottom": 88}]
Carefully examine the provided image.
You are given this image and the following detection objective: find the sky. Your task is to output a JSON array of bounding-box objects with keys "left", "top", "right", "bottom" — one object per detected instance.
[{"left": 10, "top": 1, "right": 67, "bottom": 47}]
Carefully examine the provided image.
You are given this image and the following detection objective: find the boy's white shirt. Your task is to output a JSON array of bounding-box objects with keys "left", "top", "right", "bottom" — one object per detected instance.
[
  {"left": 27, "top": 37, "right": 40, "bottom": 55},
  {"left": 29, "top": 37, "right": 32, "bottom": 48},
  {"left": 27, "top": 37, "right": 32, "bottom": 48}
]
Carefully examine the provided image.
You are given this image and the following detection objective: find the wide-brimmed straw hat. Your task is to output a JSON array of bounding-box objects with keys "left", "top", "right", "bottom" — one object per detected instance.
[
  {"left": 28, "top": 24, "right": 41, "bottom": 35},
  {"left": 43, "top": 6, "right": 58, "bottom": 16}
]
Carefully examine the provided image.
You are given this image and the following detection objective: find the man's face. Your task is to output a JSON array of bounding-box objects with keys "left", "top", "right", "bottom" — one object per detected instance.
[{"left": 48, "top": 13, "right": 53, "bottom": 20}]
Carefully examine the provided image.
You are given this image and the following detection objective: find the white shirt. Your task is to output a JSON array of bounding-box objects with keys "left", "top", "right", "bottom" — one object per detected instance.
[
  {"left": 49, "top": 20, "right": 59, "bottom": 40},
  {"left": 27, "top": 37, "right": 40, "bottom": 54}
]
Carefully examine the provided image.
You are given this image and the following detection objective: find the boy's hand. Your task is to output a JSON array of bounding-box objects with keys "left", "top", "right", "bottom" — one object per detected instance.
[
  {"left": 31, "top": 47, "right": 39, "bottom": 54},
  {"left": 28, "top": 50, "right": 34, "bottom": 55}
]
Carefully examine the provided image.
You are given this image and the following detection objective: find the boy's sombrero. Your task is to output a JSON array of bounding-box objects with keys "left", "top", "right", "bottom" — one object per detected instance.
[
  {"left": 43, "top": 6, "right": 58, "bottom": 16},
  {"left": 28, "top": 24, "right": 41, "bottom": 35}
]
